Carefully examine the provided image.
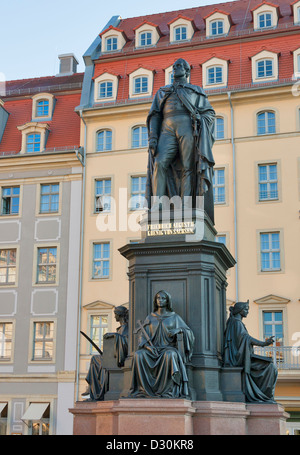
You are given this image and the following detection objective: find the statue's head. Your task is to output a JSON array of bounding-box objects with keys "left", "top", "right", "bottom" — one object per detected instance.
[
  {"left": 153, "top": 290, "right": 173, "bottom": 312},
  {"left": 172, "top": 58, "right": 191, "bottom": 79},
  {"left": 114, "top": 305, "right": 129, "bottom": 323},
  {"left": 229, "top": 300, "right": 249, "bottom": 317}
]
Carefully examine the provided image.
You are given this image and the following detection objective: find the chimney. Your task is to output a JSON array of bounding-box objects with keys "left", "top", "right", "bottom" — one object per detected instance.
[{"left": 57, "top": 54, "right": 79, "bottom": 76}]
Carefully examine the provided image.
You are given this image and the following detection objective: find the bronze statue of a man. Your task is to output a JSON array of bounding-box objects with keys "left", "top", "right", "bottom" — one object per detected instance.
[{"left": 145, "top": 58, "right": 216, "bottom": 222}]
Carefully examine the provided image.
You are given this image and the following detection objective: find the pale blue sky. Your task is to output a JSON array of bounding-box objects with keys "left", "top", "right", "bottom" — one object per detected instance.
[{"left": 1, "top": 0, "right": 233, "bottom": 81}]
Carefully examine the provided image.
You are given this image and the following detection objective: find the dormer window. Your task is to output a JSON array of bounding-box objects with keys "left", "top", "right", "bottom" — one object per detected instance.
[
  {"left": 100, "top": 26, "right": 127, "bottom": 53},
  {"left": 210, "top": 20, "right": 224, "bottom": 36},
  {"left": 134, "top": 21, "right": 161, "bottom": 48},
  {"left": 257, "top": 59, "right": 273, "bottom": 78},
  {"left": 174, "top": 26, "right": 187, "bottom": 41},
  {"left": 202, "top": 57, "right": 229, "bottom": 89},
  {"left": 251, "top": 50, "right": 278, "bottom": 83},
  {"left": 17, "top": 122, "right": 50, "bottom": 154},
  {"left": 258, "top": 12, "right": 273, "bottom": 28},
  {"left": 32, "top": 93, "right": 54, "bottom": 121},
  {"left": 99, "top": 81, "right": 113, "bottom": 99},
  {"left": 133, "top": 76, "right": 148, "bottom": 94},
  {"left": 36, "top": 100, "right": 49, "bottom": 117},
  {"left": 251, "top": 3, "right": 279, "bottom": 31},
  {"left": 94, "top": 73, "right": 119, "bottom": 103},
  {"left": 106, "top": 36, "right": 118, "bottom": 52},
  {"left": 129, "top": 67, "right": 154, "bottom": 98},
  {"left": 204, "top": 9, "right": 232, "bottom": 38},
  {"left": 26, "top": 133, "right": 41, "bottom": 153},
  {"left": 140, "top": 32, "right": 152, "bottom": 46},
  {"left": 168, "top": 15, "right": 195, "bottom": 43},
  {"left": 207, "top": 66, "right": 223, "bottom": 85},
  {"left": 292, "top": 0, "right": 300, "bottom": 24}
]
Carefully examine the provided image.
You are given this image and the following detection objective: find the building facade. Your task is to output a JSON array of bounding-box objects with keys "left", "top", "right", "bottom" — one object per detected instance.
[
  {"left": 0, "top": 56, "right": 83, "bottom": 435},
  {"left": 77, "top": 0, "right": 300, "bottom": 434}
]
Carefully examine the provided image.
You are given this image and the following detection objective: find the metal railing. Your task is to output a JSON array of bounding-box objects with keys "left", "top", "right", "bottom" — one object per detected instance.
[{"left": 254, "top": 346, "right": 300, "bottom": 370}]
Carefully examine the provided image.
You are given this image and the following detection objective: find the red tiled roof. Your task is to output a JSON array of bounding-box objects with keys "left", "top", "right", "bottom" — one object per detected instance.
[
  {"left": 0, "top": 88, "right": 82, "bottom": 153},
  {"left": 115, "top": 0, "right": 293, "bottom": 41}
]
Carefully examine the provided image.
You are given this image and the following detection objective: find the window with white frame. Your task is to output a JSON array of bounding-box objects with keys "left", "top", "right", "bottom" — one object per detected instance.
[
  {"left": 105, "top": 36, "right": 118, "bottom": 52},
  {"left": 132, "top": 126, "right": 148, "bottom": 148},
  {"left": 0, "top": 249, "right": 16, "bottom": 285},
  {"left": 40, "top": 183, "right": 59, "bottom": 213},
  {"left": 258, "top": 12, "right": 273, "bottom": 29},
  {"left": 213, "top": 168, "right": 225, "bottom": 204},
  {"left": 26, "top": 133, "right": 41, "bottom": 153},
  {"left": 260, "top": 232, "right": 281, "bottom": 271},
  {"left": 37, "top": 247, "right": 57, "bottom": 284},
  {"left": 133, "top": 76, "right": 148, "bottom": 95},
  {"left": 32, "top": 93, "right": 54, "bottom": 121},
  {"left": 94, "top": 179, "right": 111, "bottom": 213},
  {"left": 36, "top": 100, "right": 49, "bottom": 117},
  {"left": 258, "top": 164, "right": 278, "bottom": 201},
  {"left": 130, "top": 176, "right": 146, "bottom": 210},
  {"left": 92, "top": 242, "right": 110, "bottom": 279},
  {"left": 262, "top": 310, "right": 283, "bottom": 346},
  {"left": 139, "top": 31, "right": 152, "bottom": 46},
  {"left": 129, "top": 68, "right": 153, "bottom": 98},
  {"left": 215, "top": 117, "right": 225, "bottom": 139},
  {"left": 89, "top": 315, "right": 108, "bottom": 353},
  {"left": 174, "top": 26, "right": 187, "bottom": 41},
  {"left": 256, "top": 59, "right": 273, "bottom": 78},
  {"left": 0, "top": 322, "right": 12, "bottom": 360},
  {"left": 1, "top": 186, "right": 20, "bottom": 215},
  {"left": 32, "top": 322, "right": 54, "bottom": 360},
  {"left": 96, "top": 129, "right": 112, "bottom": 152},
  {"left": 98, "top": 81, "right": 113, "bottom": 99},
  {"left": 210, "top": 20, "right": 224, "bottom": 36},
  {"left": 207, "top": 66, "right": 223, "bottom": 85},
  {"left": 257, "top": 111, "right": 276, "bottom": 135}
]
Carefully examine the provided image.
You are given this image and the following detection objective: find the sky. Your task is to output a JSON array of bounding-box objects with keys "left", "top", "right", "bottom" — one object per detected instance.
[{"left": 0, "top": 0, "right": 234, "bottom": 82}]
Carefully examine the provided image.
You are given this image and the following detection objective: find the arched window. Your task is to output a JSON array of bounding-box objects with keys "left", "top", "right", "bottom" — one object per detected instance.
[
  {"left": 36, "top": 99, "right": 49, "bottom": 117},
  {"left": 258, "top": 12, "right": 272, "bottom": 29},
  {"left": 207, "top": 66, "right": 223, "bottom": 85},
  {"left": 96, "top": 129, "right": 112, "bottom": 152},
  {"left": 99, "top": 81, "right": 113, "bottom": 99},
  {"left": 132, "top": 126, "right": 148, "bottom": 148},
  {"left": 215, "top": 117, "right": 225, "bottom": 140},
  {"left": 133, "top": 76, "right": 148, "bottom": 95},
  {"left": 210, "top": 20, "right": 224, "bottom": 36},
  {"left": 256, "top": 59, "right": 273, "bottom": 78},
  {"left": 174, "top": 26, "right": 187, "bottom": 41},
  {"left": 257, "top": 111, "right": 276, "bottom": 135},
  {"left": 105, "top": 36, "right": 118, "bottom": 51},
  {"left": 139, "top": 31, "right": 152, "bottom": 46},
  {"left": 26, "top": 133, "right": 41, "bottom": 153}
]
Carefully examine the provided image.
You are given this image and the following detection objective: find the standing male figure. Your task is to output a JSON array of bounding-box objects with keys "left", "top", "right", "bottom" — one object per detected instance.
[{"left": 145, "top": 58, "right": 216, "bottom": 222}]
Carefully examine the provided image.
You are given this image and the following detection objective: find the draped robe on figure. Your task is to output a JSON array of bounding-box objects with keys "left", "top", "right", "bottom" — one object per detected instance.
[
  {"left": 223, "top": 314, "right": 278, "bottom": 403},
  {"left": 145, "top": 82, "right": 215, "bottom": 221},
  {"left": 129, "top": 311, "right": 194, "bottom": 398}
]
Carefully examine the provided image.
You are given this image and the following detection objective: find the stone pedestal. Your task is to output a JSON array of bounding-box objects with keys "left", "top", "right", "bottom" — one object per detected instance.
[
  {"left": 69, "top": 400, "right": 288, "bottom": 435},
  {"left": 118, "top": 210, "right": 237, "bottom": 402}
]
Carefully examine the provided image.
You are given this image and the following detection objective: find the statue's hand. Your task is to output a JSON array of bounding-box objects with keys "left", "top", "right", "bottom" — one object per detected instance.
[
  {"left": 103, "top": 332, "right": 115, "bottom": 339},
  {"left": 264, "top": 336, "right": 275, "bottom": 346},
  {"left": 149, "top": 138, "right": 158, "bottom": 157}
]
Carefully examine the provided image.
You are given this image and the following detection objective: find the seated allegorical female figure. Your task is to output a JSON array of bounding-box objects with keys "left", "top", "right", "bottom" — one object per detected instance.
[
  {"left": 223, "top": 301, "right": 278, "bottom": 403},
  {"left": 129, "top": 290, "right": 195, "bottom": 398}
]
